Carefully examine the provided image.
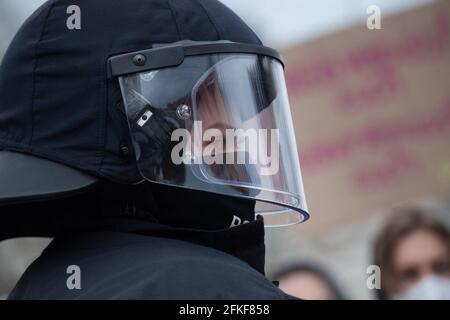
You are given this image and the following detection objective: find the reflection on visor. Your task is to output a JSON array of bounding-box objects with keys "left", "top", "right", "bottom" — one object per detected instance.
[
  {"left": 118, "top": 53, "right": 309, "bottom": 226},
  {"left": 193, "top": 57, "right": 278, "bottom": 124},
  {"left": 190, "top": 151, "right": 261, "bottom": 198}
]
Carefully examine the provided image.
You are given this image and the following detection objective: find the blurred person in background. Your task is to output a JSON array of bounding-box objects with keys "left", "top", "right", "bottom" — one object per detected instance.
[
  {"left": 373, "top": 206, "right": 450, "bottom": 299},
  {"left": 271, "top": 262, "right": 347, "bottom": 300}
]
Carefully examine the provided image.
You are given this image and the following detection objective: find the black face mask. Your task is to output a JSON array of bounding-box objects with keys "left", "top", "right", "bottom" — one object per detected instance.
[
  {"left": 93, "top": 180, "right": 256, "bottom": 230},
  {"left": 0, "top": 179, "right": 256, "bottom": 241},
  {"left": 96, "top": 181, "right": 263, "bottom": 273},
  {"left": 148, "top": 183, "right": 256, "bottom": 230},
  {"left": 0, "top": 179, "right": 262, "bottom": 273}
]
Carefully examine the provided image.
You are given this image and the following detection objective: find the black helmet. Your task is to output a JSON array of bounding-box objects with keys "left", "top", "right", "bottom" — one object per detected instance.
[{"left": 0, "top": 0, "right": 308, "bottom": 237}]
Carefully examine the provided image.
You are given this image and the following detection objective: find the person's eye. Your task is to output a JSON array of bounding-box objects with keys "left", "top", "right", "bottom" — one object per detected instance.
[
  {"left": 202, "top": 80, "right": 215, "bottom": 95},
  {"left": 399, "top": 268, "right": 419, "bottom": 282},
  {"left": 432, "top": 260, "right": 450, "bottom": 275}
]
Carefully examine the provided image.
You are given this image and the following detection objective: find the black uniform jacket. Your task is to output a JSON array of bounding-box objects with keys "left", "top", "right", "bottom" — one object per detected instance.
[{"left": 8, "top": 218, "right": 295, "bottom": 300}]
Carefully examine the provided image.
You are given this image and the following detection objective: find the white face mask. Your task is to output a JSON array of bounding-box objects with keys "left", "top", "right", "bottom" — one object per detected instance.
[{"left": 393, "top": 276, "right": 450, "bottom": 300}]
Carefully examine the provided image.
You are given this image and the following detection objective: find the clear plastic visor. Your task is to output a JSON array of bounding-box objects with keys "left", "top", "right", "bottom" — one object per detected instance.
[{"left": 119, "top": 54, "right": 308, "bottom": 226}]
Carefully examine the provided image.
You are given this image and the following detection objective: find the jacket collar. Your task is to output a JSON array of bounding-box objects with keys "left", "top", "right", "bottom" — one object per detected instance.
[
  {"left": 124, "top": 216, "right": 267, "bottom": 274},
  {"left": 59, "top": 215, "right": 267, "bottom": 275}
]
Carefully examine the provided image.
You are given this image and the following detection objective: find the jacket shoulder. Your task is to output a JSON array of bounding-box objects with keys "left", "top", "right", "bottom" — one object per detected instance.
[{"left": 9, "top": 232, "right": 291, "bottom": 300}]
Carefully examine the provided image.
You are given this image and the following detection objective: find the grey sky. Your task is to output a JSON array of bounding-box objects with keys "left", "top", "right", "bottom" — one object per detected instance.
[{"left": 0, "top": 0, "right": 433, "bottom": 53}]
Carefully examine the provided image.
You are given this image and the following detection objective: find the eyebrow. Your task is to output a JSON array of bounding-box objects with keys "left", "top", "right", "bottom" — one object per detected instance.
[{"left": 203, "top": 122, "right": 237, "bottom": 132}]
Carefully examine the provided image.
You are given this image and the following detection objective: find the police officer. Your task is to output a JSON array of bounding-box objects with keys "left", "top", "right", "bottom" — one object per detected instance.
[{"left": 0, "top": 0, "right": 309, "bottom": 299}]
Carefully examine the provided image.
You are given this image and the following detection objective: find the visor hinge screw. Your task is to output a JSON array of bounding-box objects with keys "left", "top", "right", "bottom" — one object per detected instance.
[
  {"left": 133, "top": 54, "right": 146, "bottom": 67},
  {"left": 176, "top": 104, "right": 192, "bottom": 120}
]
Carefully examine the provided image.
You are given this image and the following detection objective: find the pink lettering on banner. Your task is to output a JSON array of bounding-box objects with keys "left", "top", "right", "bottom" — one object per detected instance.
[
  {"left": 338, "top": 64, "right": 400, "bottom": 113},
  {"left": 353, "top": 148, "right": 423, "bottom": 189},
  {"left": 300, "top": 99, "right": 450, "bottom": 173},
  {"left": 286, "top": 12, "right": 450, "bottom": 114}
]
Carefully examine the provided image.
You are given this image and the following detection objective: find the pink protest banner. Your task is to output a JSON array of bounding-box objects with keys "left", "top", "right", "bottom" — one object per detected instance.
[{"left": 284, "top": 1, "right": 450, "bottom": 231}]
